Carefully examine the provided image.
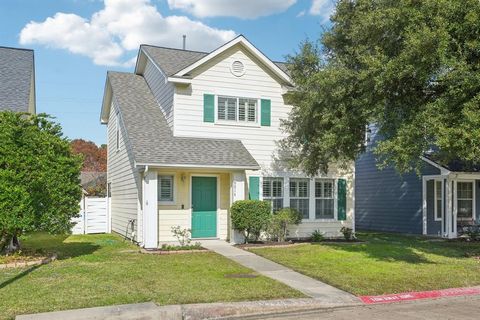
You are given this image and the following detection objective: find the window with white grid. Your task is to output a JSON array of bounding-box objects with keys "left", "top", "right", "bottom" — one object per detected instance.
[
  {"left": 290, "top": 178, "right": 310, "bottom": 219},
  {"left": 263, "top": 177, "right": 283, "bottom": 212},
  {"left": 315, "top": 179, "right": 335, "bottom": 219}
]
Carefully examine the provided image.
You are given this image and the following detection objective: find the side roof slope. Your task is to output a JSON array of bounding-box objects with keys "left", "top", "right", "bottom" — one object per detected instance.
[
  {"left": 0, "top": 46, "right": 35, "bottom": 113},
  {"left": 107, "top": 72, "right": 259, "bottom": 169}
]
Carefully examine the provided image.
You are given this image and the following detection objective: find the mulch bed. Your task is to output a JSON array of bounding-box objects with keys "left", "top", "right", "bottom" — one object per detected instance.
[
  {"left": 140, "top": 248, "right": 208, "bottom": 255},
  {"left": 0, "top": 253, "right": 57, "bottom": 269},
  {"left": 236, "top": 238, "right": 364, "bottom": 249}
]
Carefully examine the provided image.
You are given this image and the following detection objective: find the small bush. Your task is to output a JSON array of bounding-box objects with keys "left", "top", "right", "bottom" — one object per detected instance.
[
  {"left": 268, "top": 208, "right": 303, "bottom": 242},
  {"left": 340, "top": 227, "right": 354, "bottom": 241},
  {"left": 171, "top": 226, "right": 191, "bottom": 246},
  {"left": 464, "top": 226, "right": 480, "bottom": 241},
  {"left": 311, "top": 230, "right": 325, "bottom": 242},
  {"left": 160, "top": 242, "right": 202, "bottom": 251},
  {"left": 231, "top": 200, "right": 271, "bottom": 243}
]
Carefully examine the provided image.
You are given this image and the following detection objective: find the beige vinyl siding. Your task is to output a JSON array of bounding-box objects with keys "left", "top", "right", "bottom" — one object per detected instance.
[
  {"left": 107, "top": 99, "right": 142, "bottom": 242},
  {"left": 173, "top": 46, "right": 289, "bottom": 169},
  {"left": 142, "top": 59, "right": 174, "bottom": 129}
]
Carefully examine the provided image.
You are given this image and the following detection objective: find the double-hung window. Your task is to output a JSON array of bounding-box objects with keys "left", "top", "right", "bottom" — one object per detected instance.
[
  {"left": 263, "top": 177, "right": 283, "bottom": 212},
  {"left": 158, "top": 175, "right": 174, "bottom": 203},
  {"left": 434, "top": 180, "right": 443, "bottom": 221},
  {"left": 315, "top": 179, "right": 335, "bottom": 219},
  {"left": 217, "top": 96, "right": 257, "bottom": 123},
  {"left": 457, "top": 181, "right": 474, "bottom": 220},
  {"left": 290, "top": 178, "right": 310, "bottom": 219}
]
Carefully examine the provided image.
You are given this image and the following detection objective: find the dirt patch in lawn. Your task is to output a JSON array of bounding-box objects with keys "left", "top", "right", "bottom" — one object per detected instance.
[{"left": 0, "top": 253, "right": 57, "bottom": 269}]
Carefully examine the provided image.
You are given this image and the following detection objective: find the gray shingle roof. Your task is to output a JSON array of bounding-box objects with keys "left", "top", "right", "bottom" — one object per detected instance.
[
  {"left": 141, "top": 45, "right": 290, "bottom": 77},
  {"left": 0, "top": 47, "right": 34, "bottom": 112},
  {"left": 108, "top": 72, "right": 259, "bottom": 169}
]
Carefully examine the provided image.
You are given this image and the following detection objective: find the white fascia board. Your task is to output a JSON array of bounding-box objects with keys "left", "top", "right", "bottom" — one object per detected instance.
[
  {"left": 167, "top": 77, "right": 192, "bottom": 84},
  {"left": 99, "top": 76, "right": 112, "bottom": 124},
  {"left": 173, "top": 35, "right": 292, "bottom": 85},
  {"left": 135, "top": 162, "right": 260, "bottom": 171}
]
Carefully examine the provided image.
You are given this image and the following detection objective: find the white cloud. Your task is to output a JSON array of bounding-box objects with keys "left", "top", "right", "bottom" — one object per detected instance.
[
  {"left": 309, "top": 0, "right": 335, "bottom": 22},
  {"left": 167, "top": 0, "right": 296, "bottom": 19},
  {"left": 19, "top": 0, "right": 236, "bottom": 67}
]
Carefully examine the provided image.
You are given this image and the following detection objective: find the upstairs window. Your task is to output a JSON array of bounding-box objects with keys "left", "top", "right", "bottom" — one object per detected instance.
[{"left": 217, "top": 96, "right": 257, "bottom": 123}]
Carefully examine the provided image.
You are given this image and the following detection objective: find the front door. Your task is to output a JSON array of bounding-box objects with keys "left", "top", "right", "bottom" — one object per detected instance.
[{"left": 191, "top": 176, "right": 217, "bottom": 238}]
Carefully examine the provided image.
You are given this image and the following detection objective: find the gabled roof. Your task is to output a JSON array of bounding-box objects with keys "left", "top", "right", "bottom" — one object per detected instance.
[
  {"left": 0, "top": 46, "right": 35, "bottom": 113},
  {"left": 104, "top": 72, "right": 259, "bottom": 169},
  {"left": 138, "top": 35, "right": 291, "bottom": 82}
]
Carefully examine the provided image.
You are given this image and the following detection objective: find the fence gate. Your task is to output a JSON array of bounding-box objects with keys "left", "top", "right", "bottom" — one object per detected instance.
[{"left": 72, "top": 196, "right": 108, "bottom": 234}]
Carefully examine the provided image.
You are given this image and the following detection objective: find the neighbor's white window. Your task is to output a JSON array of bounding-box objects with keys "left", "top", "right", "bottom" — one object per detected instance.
[
  {"left": 263, "top": 177, "right": 283, "bottom": 212},
  {"left": 158, "top": 175, "right": 174, "bottom": 202},
  {"left": 457, "top": 181, "right": 474, "bottom": 220},
  {"left": 434, "top": 180, "right": 443, "bottom": 221},
  {"left": 315, "top": 179, "right": 335, "bottom": 219},
  {"left": 290, "top": 178, "right": 310, "bottom": 219},
  {"left": 217, "top": 96, "right": 257, "bottom": 123}
]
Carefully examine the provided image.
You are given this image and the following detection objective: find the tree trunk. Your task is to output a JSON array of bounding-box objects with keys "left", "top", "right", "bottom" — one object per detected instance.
[{"left": 4, "top": 234, "right": 21, "bottom": 254}]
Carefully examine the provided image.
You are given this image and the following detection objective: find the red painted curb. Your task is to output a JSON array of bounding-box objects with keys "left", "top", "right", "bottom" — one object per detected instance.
[{"left": 360, "top": 287, "right": 480, "bottom": 304}]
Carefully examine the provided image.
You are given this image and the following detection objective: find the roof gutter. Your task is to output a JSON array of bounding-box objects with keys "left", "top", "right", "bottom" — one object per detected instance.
[{"left": 135, "top": 162, "right": 260, "bottom": 171}]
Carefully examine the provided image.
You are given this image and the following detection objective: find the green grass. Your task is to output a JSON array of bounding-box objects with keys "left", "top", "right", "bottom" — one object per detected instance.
[
  {"left": 0, "top": 233, "right": 302, "bottom": 320},
  {"left": 250, "top": 232, "right": 480, "bottom": 296}
]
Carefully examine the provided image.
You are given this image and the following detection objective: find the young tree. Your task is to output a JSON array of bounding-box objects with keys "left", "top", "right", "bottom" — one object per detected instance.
[
  {"left": 0, "top": 112, "right": 83, "bottom": 253},
  {"left": 282, "top": 0, "right": 480, "bottom": 175}
]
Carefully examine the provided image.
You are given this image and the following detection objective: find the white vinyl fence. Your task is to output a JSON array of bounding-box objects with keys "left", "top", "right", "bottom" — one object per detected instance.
[{"left": 72, "top": 196, "right": 109, "bottom": 234}]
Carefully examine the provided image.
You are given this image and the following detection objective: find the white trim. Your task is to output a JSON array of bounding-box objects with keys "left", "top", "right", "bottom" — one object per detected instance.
[
  {"left": 434, "top": 179, "right": 444, "bottom": 222},
  {"left": 135, "top": 162, "right": 260, "bottom": 170},
  {"left": 190, "top": 174, "right": 220, "bottom": 239},
  {"left": 173, "top": 35, "right": 292, "bottom": 84},
  {"left": 422, "top": 176, "right": 427, "bottom": 235},
  {"left": 167, "top": 76, "right": 192, "bottom": 84}
]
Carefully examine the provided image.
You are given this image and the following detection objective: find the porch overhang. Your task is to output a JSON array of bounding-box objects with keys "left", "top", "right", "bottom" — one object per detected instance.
[{"left": 135, "top": 162, "right": 260, "bottom": 171}]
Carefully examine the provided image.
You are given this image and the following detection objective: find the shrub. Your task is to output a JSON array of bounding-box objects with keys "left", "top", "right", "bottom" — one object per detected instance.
[
  {"left": 464, "top": 226, "right": 480, "bottom": 241},
  {"left": 231, "top": 200, "right": 271, "bottom": 243},
  {"left": 171, "top": 226, "right": 191, "bottom": 246},
  {"left": 311, "top": 230, "right": 325, "bottom": 242},
  {"left": 340, "top": 227, "right": 354, "bottom": 241},
  {"left": 268, "top": 208, "right": 303, "bottom": 242}
]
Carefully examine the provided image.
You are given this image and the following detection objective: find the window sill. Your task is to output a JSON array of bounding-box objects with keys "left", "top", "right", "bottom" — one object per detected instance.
[{"left": 214, "top": 121, "right": 260, "bottom": 128}]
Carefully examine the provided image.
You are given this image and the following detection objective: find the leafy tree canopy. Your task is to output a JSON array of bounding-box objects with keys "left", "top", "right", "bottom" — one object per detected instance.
[
  {"left": 0, "top": 112, "right": 83, "bottom": 253},
  {"left": 282, "top": 0, "right": 480, "bottom": 175},
  {"left": 71, "top": 139, "right": 107, "bottom": 172}
]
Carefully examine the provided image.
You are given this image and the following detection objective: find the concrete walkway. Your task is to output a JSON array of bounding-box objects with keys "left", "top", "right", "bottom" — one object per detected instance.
[{"left": 200, "top": 240, "right": 359, "bottom": 304}]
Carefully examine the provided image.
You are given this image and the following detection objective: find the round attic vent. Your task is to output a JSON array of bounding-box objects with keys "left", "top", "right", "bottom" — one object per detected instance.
[{"left": 230, "top": 60, "right": 245, "bottom": 77}]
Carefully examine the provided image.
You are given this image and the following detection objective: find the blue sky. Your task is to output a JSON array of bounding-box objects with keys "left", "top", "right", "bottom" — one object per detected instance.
[{"left": 0, "top": 0, "right": 333, "bottom": 145}]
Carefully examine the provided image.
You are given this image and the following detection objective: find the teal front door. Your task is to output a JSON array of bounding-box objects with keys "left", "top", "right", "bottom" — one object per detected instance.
[{"left": 191, "top": 176, "right": 217, "bottom": 238}]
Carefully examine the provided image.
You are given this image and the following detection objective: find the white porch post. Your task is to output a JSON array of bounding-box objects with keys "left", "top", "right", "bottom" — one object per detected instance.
[
  {"left": 445, "top": 176, "right": 456, "bottom": 239},
  {"left": 422, "top": 177, "right": 427, "bottom": 235},
  {"left": 143, "top": 170, "right": 158, "bottom": 249},
  {"left": 230, "top": 171, "right": 246, "bottom": 244}
]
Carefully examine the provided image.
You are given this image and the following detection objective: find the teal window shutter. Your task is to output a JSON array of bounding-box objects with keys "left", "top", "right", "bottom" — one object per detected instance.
[
  {"left": 337, "top": 179, "right": 347, "bottom": 220},
  {"left": 260, "top": 99, "right": 271, "bottom": 126},
  {"left": 249, "top": 177, "right": 260, "bottom": 200},
  {"left": 203, "top": 94, "right": 214, "bottom": 123}
]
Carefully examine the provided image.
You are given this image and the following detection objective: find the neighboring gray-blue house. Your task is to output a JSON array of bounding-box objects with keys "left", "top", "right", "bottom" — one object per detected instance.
[{"left": 356, "top": 127, "right": 480, "bottom": 239}]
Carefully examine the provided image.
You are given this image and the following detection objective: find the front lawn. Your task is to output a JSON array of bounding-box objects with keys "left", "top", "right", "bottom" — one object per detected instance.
[
  {"left": 250, "top": 232, "right": 480, "bottom": 296},
  {"left": 0, "top": 233, "right": 302, "bottom": 320}
]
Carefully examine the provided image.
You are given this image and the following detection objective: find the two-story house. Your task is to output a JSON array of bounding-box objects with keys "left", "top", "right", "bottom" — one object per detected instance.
[
  {"left": 0, "top": 46, "right": 36, "bottom": 114},
  {"left": 100, "top": 35, "right": 354, "bottom": 248}
]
